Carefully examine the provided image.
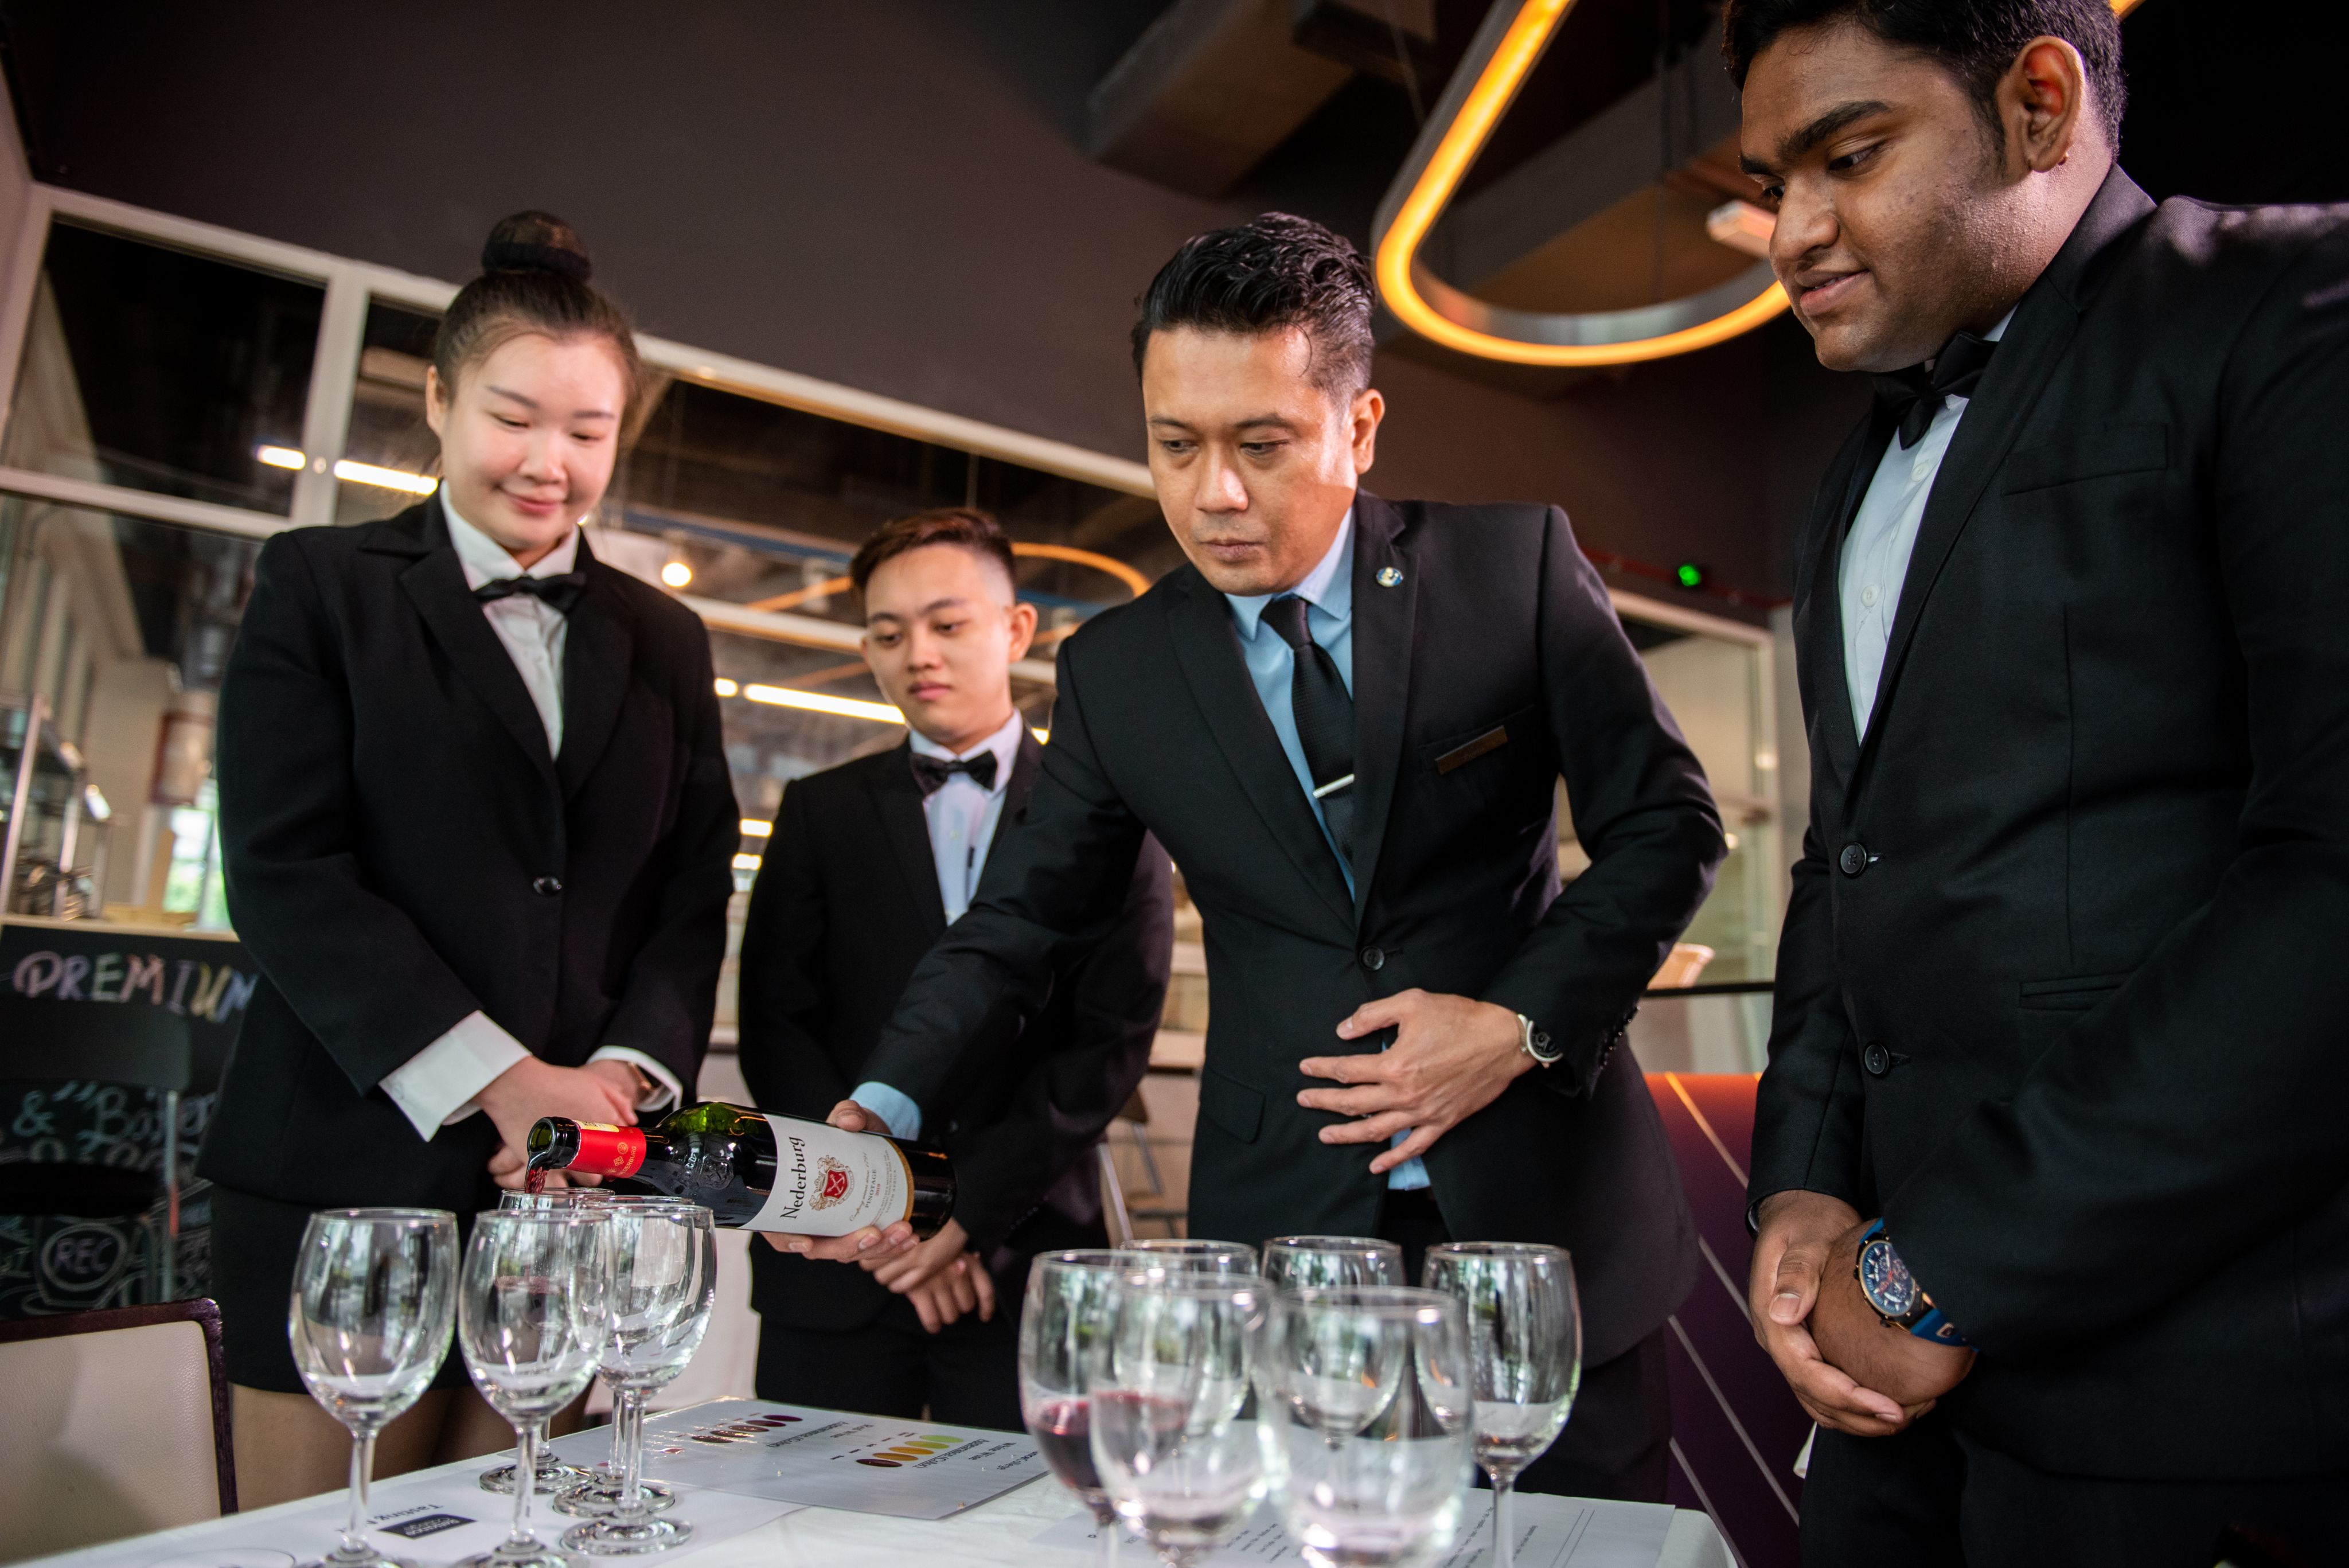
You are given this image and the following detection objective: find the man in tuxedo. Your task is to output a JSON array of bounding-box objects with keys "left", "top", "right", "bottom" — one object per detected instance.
[
  {"left": 737, "top": 507, "right": 1170, "bottom": 1428},
  {"left": 1727, "top": 0, "right": 2349, "bottom": 1559},
  {"left": 807, "top": 215, "right": 1724, "bottom": 1498}
]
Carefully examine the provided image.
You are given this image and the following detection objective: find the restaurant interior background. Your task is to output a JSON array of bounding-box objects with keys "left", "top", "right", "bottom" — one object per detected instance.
[{"left": 0, "top": 0, "right": 2328, "bottom": 1399}]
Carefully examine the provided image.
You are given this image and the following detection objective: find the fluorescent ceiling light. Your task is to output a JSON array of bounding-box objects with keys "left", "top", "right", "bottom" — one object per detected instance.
[
  {"left": 257, "top": 444, "right": 305, "bottom": 470},
  {"left": 661, "top": 561, "right": 694, "bottom": 588},
  {"left": 712, "top": 678, "right": 740, "bottom": 697},
  {"left": 740, "top": 684, "right": 904, "bottom": 725},
  {"left": 254, "top": 445, "right": 438, "bottom": 494},
  {"left": 1032, "top": 727, "right": 1049, "bottom": 744},
  {"left": 732, "top": 853, "right": 762, "bottom": 872},
  {"left": 740, "top": 818, "right": 773, "bottom": 837}
]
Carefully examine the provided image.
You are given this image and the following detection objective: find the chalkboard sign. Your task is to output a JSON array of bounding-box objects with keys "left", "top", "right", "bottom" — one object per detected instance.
[{"left": 0, "top": 916, "right": 251, "bottom": 1317}]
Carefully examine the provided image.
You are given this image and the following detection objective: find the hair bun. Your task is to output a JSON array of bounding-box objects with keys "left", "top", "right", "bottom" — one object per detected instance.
[{"left": 481, "top": 210, "right": 592, "bottom": 282}]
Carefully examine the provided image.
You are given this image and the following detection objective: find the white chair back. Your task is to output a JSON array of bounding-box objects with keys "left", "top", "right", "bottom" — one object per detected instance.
[{"left": 0, "top": 1300, "right": 233, "bottom": 1562}]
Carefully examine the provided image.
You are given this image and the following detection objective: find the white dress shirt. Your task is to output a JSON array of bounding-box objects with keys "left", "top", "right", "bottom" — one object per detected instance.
[
  {"left": 850, "top": 709, "right": 1028, "bottom": 1145},
  {"left": 379, "top": 498, "right": 681, "bottom": 1141},
  {"left": 1840, "top": 310, "right": 2014, "bottom": 737}
]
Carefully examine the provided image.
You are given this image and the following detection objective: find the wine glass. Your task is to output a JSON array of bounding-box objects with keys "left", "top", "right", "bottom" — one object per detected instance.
[
  {"left": 1258, "top": 1287, "right": 1473, "bottom": 1568},
  {"left": 1126, "top": 1238, "right": 1257, "bottom": 1277},
  {"left": 288, "top": 1208, "right": 459, "bottom": 1568},
  {"left": 1019, "top": 1249, "right": 1142, "bottom": 1558},
  {"left": 554, "top": 1199, "right": 704, "bottom": 1523},
  {"left": 456, "top": 1210, "right": 608, "bottom": 1568},
  {"left": 1261, "top": 1236, "right": 1403, "bottom": 1293},
  {"left": 479, "top": 1191, "right": 609, "bottom": 1495},
  {"left": 1087, "top": 1270, "right": 1269, "bottom": 1567},
  {"left": 1420, "top": 1244, "right": 1581, "bottom": 1568},
  {"left": 558, "top": 1203, "right": 717, "bottom": 1555}
]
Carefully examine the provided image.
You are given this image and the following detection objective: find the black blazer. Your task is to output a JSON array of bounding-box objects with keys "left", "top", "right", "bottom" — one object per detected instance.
[
  {"left": 1755, "top": 169, "right": 2349, "bottom": 1476},
  {"left": 738, "top": 733, "right": 1172, "bottom": 1333},
  {"left": 860, "top": 495, "right": 1723, "bottom": 1364},
  {"left": 200, "top": 500, "right": 738, "bottom": 1211}
]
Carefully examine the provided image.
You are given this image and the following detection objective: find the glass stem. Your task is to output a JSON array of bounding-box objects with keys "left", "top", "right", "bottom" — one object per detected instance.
[
  {"left": 508, "top": 1422, "right": 541, "bottom": 1548},
  {"left": 1493, "top": 1473, "right": 1516, "bottom": 1568},
  {"left": 341, "top": 1428, "right": 375, "bottom": 1557},
  {"left": 606, "top": 1384, "right": 630, "bottom": 1477},
  {"left": 616, "top": 1387, "right": 647, "bottom": 1520}
]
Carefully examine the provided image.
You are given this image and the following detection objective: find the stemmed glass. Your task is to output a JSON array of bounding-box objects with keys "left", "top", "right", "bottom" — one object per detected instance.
[
  {"left": 1126, "top": 1239, "right": 1257, "bottom": 1277},
  {"left": 1421, "top": 1244, "right": 1582, "bottom": 1568},
  {"left": 479, "top": 1189, "right": 609, "bottom": 1497},
  {"left": 456, "top": 1210, "right": 608, "bottom": 1568},
  {"left": 559, "top": 1203, "right": 717, "bottom": 1555},
  {"left": 1258, "top": 1287, "right": 1473, "bottom": 1568},
  {"left": 1261, "top": 1236, "right": 1403, "bottom": 1293},
  {"left": 1018, "top": 1249, "right": 1141, "bottom": 1559},
  {"left": 288, "top": 1209, "right": 459, "bottom": 1568},
  {"left": 1087, "top": 1270, "right": 1270, "bottom": 1567}
]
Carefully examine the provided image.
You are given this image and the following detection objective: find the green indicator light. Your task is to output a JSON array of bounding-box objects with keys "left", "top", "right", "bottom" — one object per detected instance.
[{"left": 1675, "top": 563, "right": 1706, "bottom": 590}]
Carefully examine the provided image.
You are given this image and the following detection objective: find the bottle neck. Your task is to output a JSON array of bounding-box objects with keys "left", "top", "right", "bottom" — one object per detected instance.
[{"left": 561, "top": 1122, "right": 650, "bottom": 1179}]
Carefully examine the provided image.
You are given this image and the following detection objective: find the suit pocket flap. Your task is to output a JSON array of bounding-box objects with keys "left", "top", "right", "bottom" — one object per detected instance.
[
  {"left": 2019, "top": 973, "right": 2131, "bottom": 1010},
  {"left": 2003, "top": 422, "right": 2169, "bottom": 494},
  {"left": 1435, "top": 726, "right": 1510, "bottom": 774},
  {"left": 1197, "top": 1068, "right": 1263, "bottom": 1144}
]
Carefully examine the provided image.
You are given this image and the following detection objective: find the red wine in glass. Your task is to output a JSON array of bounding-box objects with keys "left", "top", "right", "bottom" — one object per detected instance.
[{"left": 1028, "top": 1396, "right": 1111, "bottom": 1522}]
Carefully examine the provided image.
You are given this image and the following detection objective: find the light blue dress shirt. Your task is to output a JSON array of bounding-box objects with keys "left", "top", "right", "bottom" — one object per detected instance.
[{"left": 1222, "top": 511, "right": 1427, "bottom": 1192}]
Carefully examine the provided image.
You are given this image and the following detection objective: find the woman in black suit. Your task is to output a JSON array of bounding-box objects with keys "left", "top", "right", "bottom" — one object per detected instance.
[{"left": 202, "top": 213, "right": 738, "bottom": 1503}]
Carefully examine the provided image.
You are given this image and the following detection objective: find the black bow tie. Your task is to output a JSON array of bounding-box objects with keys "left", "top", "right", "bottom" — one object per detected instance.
[
  {"left": 910, "top": 750, "right": 998, "bottom": 797},
  {"left": 474, "top": 570, "right": 587, "bottom": 615},
  {"left": 1874, "top": 330, "right": 2000, "bottom": 449}
]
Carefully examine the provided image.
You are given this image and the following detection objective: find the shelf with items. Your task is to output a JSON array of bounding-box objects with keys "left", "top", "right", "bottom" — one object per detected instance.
[{"left": 1, "top": 691, "right": 113, "bottom": 920}]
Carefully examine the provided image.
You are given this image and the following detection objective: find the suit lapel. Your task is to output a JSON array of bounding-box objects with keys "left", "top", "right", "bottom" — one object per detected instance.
[
  {"left": 556, "top": 535, "right": 637, "bottom": 799},
  {"left": 1344, "top": 493, "right": 1415, "bottom": 929},
  {"left": 1802, "top": 418, "right": 1887, "bottom": 794},
  {"left": 1165, "top": 570, "right": 1356, "bottom": 929},
  {"left": 1853, "top": 170, "right": 2156, "bottom": 789},
  {"left": 868, "top": 744, "right": 948, "bottom": 939},
  {"left": 1005, "top": 728, "right": 1044, "bottom": 817},
  {"left": 393, "top": 502, "right": 558, "bottom": 789}
]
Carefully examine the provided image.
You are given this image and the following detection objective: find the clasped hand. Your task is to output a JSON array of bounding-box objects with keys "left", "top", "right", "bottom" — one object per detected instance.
[
  {"left": 1748, "top": 1191, "right": 1975, "bottom": 1437},
  {"left": 1297, "top": 989, "right": 1531, "bottom": 1175},
  {"left": 479, "top": 1056, "right": 645, "bottom": 1190}
]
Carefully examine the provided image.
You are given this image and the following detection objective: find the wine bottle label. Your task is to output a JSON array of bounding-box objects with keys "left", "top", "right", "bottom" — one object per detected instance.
[
  {"left": 568, "top": 1123, "right": 648, "bottom": 1179},
  {"left": 749, "top": 1115, "right": 912, "bottom": 1237}
]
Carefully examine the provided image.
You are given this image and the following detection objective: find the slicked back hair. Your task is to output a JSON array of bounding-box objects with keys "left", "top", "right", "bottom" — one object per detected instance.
[
  {"left": 1130, "top": 213, "right": 1375, "bottom": 398},
  {"left": 1722, "top": 0, "right": 2126, "bottom": 151},
  {"left": 849, "top": 507, "right": 1018, "bottom": 599}
]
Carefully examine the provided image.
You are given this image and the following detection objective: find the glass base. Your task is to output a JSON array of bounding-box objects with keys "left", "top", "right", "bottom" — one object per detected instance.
[
  {"left": 560, "top": 1515, "right": 694, "bottom": 1557},
  {"left": 552, "top": 1479, "right": 676, "bottom": 1518},
  {"left": 478, "top": 1458, "right": 596, "bottom": 1496},
  {"left": 299, "top": 1547, "right": 416, "bottom": 1568},
  {"left": 453, "top": 1539, "right": 583, "bottom": 1568}
]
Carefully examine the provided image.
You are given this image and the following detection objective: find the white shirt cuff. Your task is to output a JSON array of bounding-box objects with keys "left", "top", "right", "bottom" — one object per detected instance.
[
  {"left": 590, "top": 1047, "right": 683, "bottom": 1113},
  {"left": 849, "top": 1080, "right": 922, "bottom": 1141},
  {"left": 381, "top": 1011, "right": 530, "bottom": 1142}
]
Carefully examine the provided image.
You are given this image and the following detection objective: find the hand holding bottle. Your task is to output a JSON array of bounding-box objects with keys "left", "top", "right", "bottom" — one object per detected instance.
[{"left": 478, "top": 1058, "right": 639, "bottom": 1189}]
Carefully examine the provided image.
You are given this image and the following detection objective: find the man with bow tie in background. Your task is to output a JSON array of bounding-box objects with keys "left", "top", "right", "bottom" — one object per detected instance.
[
  {"left": 735, "top": 506, "right": 1171, "bottom": 1429},
  {"left": 1727, "top": 0, "right": 2349, "bottom": 1559}
]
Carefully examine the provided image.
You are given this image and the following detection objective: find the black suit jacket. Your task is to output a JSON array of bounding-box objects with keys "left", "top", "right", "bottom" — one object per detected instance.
[
  {"left": 860, "top": 495, "right": 1723, "bottom": 1364},
  {"left": 739, "top": 733, "right": 1171, "bottom": 1333},
  {"left": 200, "top": 500, "right": 738, "bottom": 1211},
  {"left": 1756, "top": 169, "right": 2349, "bottom": 1476}
]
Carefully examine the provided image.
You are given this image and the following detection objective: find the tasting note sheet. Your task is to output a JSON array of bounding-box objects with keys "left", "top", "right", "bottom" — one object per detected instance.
[
  {"left": 546, "top": 1397, "right": 1049, "bottom": 1520},
  {"left": 1033, "top": 1489, "right": 1677, "bottom": 1567}
]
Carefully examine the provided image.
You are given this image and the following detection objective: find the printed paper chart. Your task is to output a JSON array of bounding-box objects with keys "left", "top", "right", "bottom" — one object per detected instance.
[
  {"left": 549, "top": 1398, "right": 1048, "bottom": 1520},
  {"left": 1032, "top": 1489, "right": 1674, "bottom": 1567}
]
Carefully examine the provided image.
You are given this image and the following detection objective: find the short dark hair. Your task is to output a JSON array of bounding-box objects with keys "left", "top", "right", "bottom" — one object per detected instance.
[
  {"left": 848, "top": 506, "right": 1018, "bottom": 597},
  {"left": 1722, "top": 0, "right": 2126, "bottom": 150},
  {"left": 1130, "top": 213, "right": 1375, "bottom": 397}
]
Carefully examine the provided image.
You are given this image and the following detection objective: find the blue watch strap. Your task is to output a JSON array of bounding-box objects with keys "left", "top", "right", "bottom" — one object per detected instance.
[{"left": 1859, "top": 1220, "right": 1971, "bottom": 1348}]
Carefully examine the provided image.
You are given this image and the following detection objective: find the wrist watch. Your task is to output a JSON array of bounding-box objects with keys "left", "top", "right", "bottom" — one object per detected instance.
[
  {"left": 1516, "top": 1012, "right": 1562, "bottom": 1067},
  {"left": 1855, "top": 1220, "right": 1970, "bottom": 1347}
]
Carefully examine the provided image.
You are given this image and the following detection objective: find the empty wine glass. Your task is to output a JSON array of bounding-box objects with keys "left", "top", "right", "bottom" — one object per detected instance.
[
  {"left": 456, "top": 1210, "right": 608, "bottom": 1568},
  {"left": 559, "top": 1204, "right": 716, "bottom": 1555},
  {"left": 1127, "top": 1239, "right": 1258, "bottom": 1277},
  {"left": 1258, "top": 1286, "right": 1473, "bottom": 1568},
  {"left": 555, "top": 1199, "right": 704, "bottom": 1523},
  {"left": 1088, "top": 1270, "right": 1269, "bottom": 1567},
  {"left": 479, "top": 1189, "right": 610, "bottom": 1497},
  {"left": 1421, "top": 1244, "right": 1581, "bottom": 1568},
  {"left": 1261, "top": 1236, "right": 1403, "bottom": 1293},
  {"left": 289, "top": 1208, "right": 459, "bottom": 1568},
  {"left": 1020, "top": 1250, "right": 1144, "bottom": 1561}
]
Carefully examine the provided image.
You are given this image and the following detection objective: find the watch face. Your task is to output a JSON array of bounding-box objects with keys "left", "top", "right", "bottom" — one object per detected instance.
[{"left": 1859, "top": 1238, "right": 1919, "bottom": 1319}]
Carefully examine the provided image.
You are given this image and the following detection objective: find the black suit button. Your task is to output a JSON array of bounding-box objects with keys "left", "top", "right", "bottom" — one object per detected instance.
[
  {"left": 1839, "top": 843, "right": 1870, "bottom": 877},
  {"left": 533, "top": 876, "right": 564, "bottom": 898},
  {"left": 1862, "top": 1041, "right": 1891, "bottom": 1076},
  {"left": 1360, "top": 946, "right": 1386, "bottom": 972}
]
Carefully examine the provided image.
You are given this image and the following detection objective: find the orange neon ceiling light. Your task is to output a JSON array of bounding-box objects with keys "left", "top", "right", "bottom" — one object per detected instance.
[{"left": 1373, "top": 0, "right": 2145, "bottom": 367}]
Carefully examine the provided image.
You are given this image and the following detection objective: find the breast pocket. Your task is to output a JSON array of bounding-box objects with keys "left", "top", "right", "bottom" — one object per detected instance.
[
  {"left": 2002, "top": 422, "right": 2169, "bottom": 494},
  {"left": 2015, "top": 972, "right": 2129, "bottom": 1064},
  {"left": 1419, "top": 704, "right": 1540, "bottom": 814}
]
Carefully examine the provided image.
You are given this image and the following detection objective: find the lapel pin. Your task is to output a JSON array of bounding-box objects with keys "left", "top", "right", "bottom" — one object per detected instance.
[{"left": 1376, "top": 565, "right": 1404, "bottom": 588}]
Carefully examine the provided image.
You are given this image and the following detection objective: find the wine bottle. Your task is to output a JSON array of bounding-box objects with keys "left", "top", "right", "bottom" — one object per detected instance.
[{"left": 525, "top": 1101, "right": 954, "bottom": 1240}]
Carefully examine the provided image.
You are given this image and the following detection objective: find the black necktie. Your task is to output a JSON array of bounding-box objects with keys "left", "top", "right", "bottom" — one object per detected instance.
[
  {"left": 474, "top": 570, "right": 588, "bottom": 615},
  {"left": 1874, "top": 330, "right": 1999, "bottom": 450},
  {"left": 1261, "top": 594, "right": 1355, "bottom": 868},
  {"left": 910, "top": 750, "right": 998, "bottom": 797}
]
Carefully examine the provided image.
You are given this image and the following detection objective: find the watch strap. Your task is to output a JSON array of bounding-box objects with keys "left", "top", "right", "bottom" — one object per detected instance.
[
  {"left": 1856, "top": 1221, "right": 1972, "bottom": 1348},
  {"left": 1517, "top": 1012, "right": 1561, "bottom": 1066}
]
